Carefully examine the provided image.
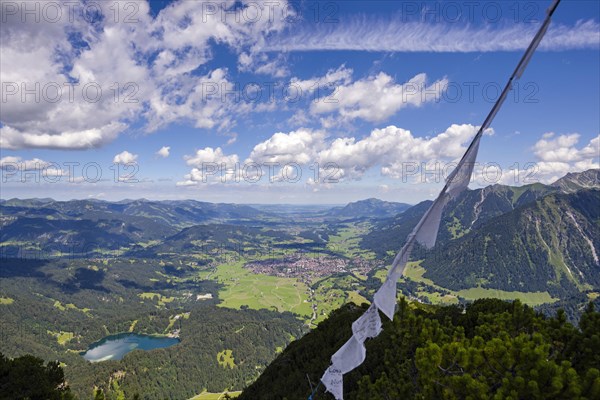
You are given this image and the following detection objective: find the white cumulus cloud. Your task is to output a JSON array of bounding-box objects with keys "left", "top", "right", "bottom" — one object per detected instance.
[
  {"left": 0, "top": 0, "right": 293, "bottom": 150},
  {"left": 0, "top": 156, "right": 65, "bottom": 179},
  {"left": 156, "top": 146, "right": 171, "bottom": 158},
  {"left": 247, "top": 128, "right": 327, "bottom": 165},
  {"left": 289, "top": 65, "right": 353, "bottom": 94},
  {"left": 245, "top": 124, "right": 485, "bottom": 181},
  {"left": 529, "top": 133, "right": 599, "bottom": 182},
  {"left": 533, "top": 132, "right": 599, "bottom": 162},
  {"left": 309, "top": 72, "right": 448, "bottom": 124},
  {"left": 113, "top": 151, "right": 138, "bottom": 164},
  {"left": 185, "top": 147, "right": 240, "bottom": 167}
]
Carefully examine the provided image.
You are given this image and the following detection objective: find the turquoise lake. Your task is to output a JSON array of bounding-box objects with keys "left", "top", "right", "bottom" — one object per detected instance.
[{"left": 81, "top": 333, "right": 180, "bottom": 362}]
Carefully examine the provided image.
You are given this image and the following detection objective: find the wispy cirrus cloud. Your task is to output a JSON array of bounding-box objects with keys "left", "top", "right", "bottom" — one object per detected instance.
[{"left": 264, "top": 19, "right": 600, "bottom": 52}]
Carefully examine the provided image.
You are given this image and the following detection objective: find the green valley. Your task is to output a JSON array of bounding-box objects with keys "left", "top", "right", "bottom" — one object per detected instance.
[{"left": 1, "top": 170, "right": 599, "bottom": 399}]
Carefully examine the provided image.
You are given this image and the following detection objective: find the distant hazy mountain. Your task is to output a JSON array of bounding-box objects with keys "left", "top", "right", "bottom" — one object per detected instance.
[
  {"left": 328, "top": 198, "right": 412, "bottom": 219},
  {"left": 131, "top": 223, "right": 294, "bottom": 258},
  {"left": 1, "top": 198, "right": 54, "bottom": 206},
  {"left": 1, "top": 198, "right": 265, "bottom": 226},
  {"left": 0, "top": 199, "right": 268, "bottom": 256}
]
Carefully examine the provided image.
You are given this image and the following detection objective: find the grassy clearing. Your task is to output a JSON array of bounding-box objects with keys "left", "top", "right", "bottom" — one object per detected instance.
[
  {"left": 165, "top": 313, "right": 189, "bottom": 332},
  {"left": 52, "top": 300, "right": 91, "bottom": 315},
  {"left": 0, "top": 297, "right": 14, "bottom": 305},
  {"left": 217, "top": 349, "right": 235, "bottom": 369},
  {"left": 53, "top": 300, "right": 66, "bottom": 311},
  {"left": 139, "top": 292, "right": 176, "bottom": 306},
  {"left": 47, "top": 330, "right": 74, "bottom": 345},
  {"left": 129, "top": 320, "right": 138, "bottom": 332},
  {"left": 313, "top": 281, "right": 346, "bottom": 322},
  {"left": 447, "top": 216, "right": 469, "bottom": 239},
  {"left": 189, "top": 391, "right": 241, "bottom": 400},
  {"left": 202, "top": 261, "right": 312, "bottom": 317},
  {"left": 402, "top": 261, "right": 557, "bottom": 306},
  {"left": 456, "top": 287, "right": 557, "bottom": 306},
  {"left": 327, "top": 223, "right": 375, "bottom": 259},
  {"left": 377, "top": 261, "right": 557, "bottom": 306},
  {"left": 65, "top": 303, "right": 91, "bottom": 314},
  {"left": 416, "top": 291, "right": 459, "bottom": 305},
  {"left": 402, "top": 261, "right": 435, "bottom": 285},
  {"left": 347, "top": 291, "right": 370, "bottom": 306}
]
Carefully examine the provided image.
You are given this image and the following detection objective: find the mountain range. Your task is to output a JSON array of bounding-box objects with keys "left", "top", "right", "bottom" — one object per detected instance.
[
  {"left": 1, "top": 169, "right": 599, "bottom": 399},
  {"left": 361, "top": 169, "right": 600, "bottom": 300},
  {"left": 2, "top": 171, "right": 599, "bottom": 301},
  {"left": 326, "top": 198, "right": 412, "bottom": 219}
]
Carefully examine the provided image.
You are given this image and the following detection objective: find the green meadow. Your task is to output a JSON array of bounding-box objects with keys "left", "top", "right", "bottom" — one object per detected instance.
[
  {"left": 201, "top": 261, "right": 313, "bottom": 317},
  {"left": 327, "top": 223, "right": 376, "bottom": 259},
  {"left": 217, "top": 349, "right": 235, "bottom": 369},
  {"left": 189, "top": 391, "right": 241, "bottom": 399},
  {"left": 456, "top": 287, "right": 557, "bottom": 305},
  {"left": 0, "top": 297, "right": 14, "bottom": 305},
  {"left": 380, "top": 261, "right": 557, "bottom": 306}
]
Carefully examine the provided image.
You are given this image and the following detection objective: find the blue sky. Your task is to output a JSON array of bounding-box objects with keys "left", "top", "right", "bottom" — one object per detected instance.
[{"left": 1, "top": 0, "right": 598, "bottom": 203}]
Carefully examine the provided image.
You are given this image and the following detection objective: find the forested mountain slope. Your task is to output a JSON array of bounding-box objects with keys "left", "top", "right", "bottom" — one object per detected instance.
[
  {"left": 359, "top": 171, "right": 600, "bottom": 301},
  {"left": 361, "top": 169, "right": 599, "bottom": 259},
  {"left": 239, "top": 299, "right": 600, "bottom": 400},
  {"left": 422, "top": 189, "right": 600, "bottom": 297},
  {"left": 360, "top": 182, "right": 559, "bottom": 259}
]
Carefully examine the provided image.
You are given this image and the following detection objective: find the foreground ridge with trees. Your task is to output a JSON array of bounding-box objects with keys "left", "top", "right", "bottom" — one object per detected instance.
[
  {"left": 0, "top": 353, "right": 75, "bottom": 400},
  {"left": 240, "top": 299, "right": 600, "bottom": 400},
  {"left": 2, "top": 299, "right": 599, "bottom": 399}
]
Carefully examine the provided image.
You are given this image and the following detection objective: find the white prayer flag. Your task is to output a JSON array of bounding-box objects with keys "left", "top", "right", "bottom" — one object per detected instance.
[
  {"left": 373, "top": 274, "right": 400, "bottom": 321},
  {"left": 322, "top": 366, "right": 343, "bottom": 400},
  {"left": 331, "top": 335, "right": 366, "bottom": 375},
  {"left": 317, "top": 1, "right": 559, "bottom": 396},
  {"left": 413, "top": 193, "right": 450, "bottom": 249},
  {"left": 414, "top": 132, "right": 481, "bottom": 250},
  {"left": 387, "top": 239, "right": 415, "bottom": 278},
  {"left": 446, "top": 135, "right": 481, "bottom": 199},
  {"left": 352, "top": 303, "right": 382, "bottom": 343}
]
